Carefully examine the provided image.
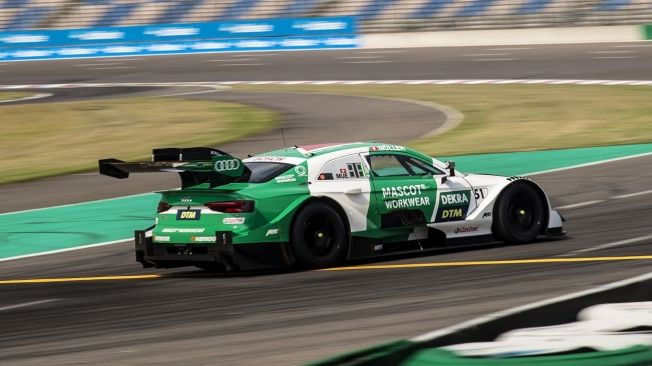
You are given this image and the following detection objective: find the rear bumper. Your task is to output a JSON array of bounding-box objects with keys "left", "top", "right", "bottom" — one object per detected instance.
[{"left": 135, "top": 230, "right": 294, "bottom": 271}]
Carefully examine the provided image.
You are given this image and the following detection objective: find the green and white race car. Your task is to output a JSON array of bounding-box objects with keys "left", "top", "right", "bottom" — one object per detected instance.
[{"left": 99, "top": 142, "right": 565, "bottom": 271}]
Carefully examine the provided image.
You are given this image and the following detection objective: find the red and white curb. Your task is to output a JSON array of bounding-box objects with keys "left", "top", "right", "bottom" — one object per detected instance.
[{"left": 2, "top": 79, "right": 652, "bottom": 90}]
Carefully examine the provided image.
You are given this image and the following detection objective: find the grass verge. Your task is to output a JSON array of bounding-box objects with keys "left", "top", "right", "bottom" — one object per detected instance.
[
  {"left": 235, "top": 84, "right": 652, "bottom": 156},
  {"left": 0, "top": 92, "right": 31, "bottom": 102},
  {"left": 2, "top": 97, "right": 277, "bottom": 184}
]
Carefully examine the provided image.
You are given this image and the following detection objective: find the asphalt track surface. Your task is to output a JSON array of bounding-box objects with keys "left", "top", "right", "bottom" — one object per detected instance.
[{"left": 1, "top": 43, "right": 652, "bottom": 365}]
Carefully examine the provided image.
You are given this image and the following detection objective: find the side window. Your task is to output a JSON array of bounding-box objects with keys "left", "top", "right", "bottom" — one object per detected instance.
[
  {"left": 366, "top": 154, "right": 444, "bottom": 177},
  {"left": 318, "top": 155, "right": 368, "bottom": 181},
  {"left": 367, "top": 155, "right": 410, "bottom": 177},
  {"left": 403, "top": 157, "right": 444, "bottom": 175}
]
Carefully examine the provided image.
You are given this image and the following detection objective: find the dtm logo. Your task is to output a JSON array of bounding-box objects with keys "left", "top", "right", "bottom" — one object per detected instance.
[
  {"left": 214, "top": 159, "right": 240, "bottom": 172},
  {"left": 441, "top": 208, "right": 464, "bottom": 219},
  {"left": 176, "top": 210, "right": 201, "bottom": 220},
  {"left": 436, "top": 190, "right": 471, "bottom": 222}
]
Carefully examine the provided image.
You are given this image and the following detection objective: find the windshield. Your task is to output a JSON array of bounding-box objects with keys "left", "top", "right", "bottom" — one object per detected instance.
[{"left": 235, "top": 162, "right": 293, "bottom": 183}]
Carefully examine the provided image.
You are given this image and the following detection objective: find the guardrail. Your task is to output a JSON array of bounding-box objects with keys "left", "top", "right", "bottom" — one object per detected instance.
[{"left": 0, "top": 16, "right": 358, "bottom": 62}]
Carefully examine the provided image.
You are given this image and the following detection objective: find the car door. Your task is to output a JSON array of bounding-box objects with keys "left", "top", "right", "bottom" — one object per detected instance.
[{"left": 364, "top": 152, "right": 438, "bottom": 240}]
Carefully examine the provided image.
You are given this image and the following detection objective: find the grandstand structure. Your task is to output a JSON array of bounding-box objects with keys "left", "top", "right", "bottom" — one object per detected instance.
[{"left": 1, "top": 0, "right": 651, "bottom": 32}]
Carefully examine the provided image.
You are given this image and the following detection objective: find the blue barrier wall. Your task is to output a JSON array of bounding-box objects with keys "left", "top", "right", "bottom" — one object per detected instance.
[{"left": 0, "top": 17, "right": 358, "bottom": 62}]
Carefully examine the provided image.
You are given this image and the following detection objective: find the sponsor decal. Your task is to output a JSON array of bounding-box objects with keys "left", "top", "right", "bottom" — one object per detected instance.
[
  {"left": 69, "top": 31, "right": 124, "bottom": 41},
  {"left": 482, "top": 212, "right": 492, "bottom": 218},
  {"left": 235, "top": 40, "right": 276, "bottom": 48},
  {"left": 294, "top": 165, "right": 307, "bottom": 176},
  {"left": 2, "top": 34, "right": 49, "bottom": 43},
  {"left": 176, "top": 210, "right": 201, "bottom": 220},
  {"left": 454, "top": 226, "right": 478, "bottom": 234},
  {"left": 275, "top": 174, "right": 296, "bottom": 183},
  {"left": 247, "top": 156, "right": 286, "bottom": 162},
  {"left": 161, "top": 228, "right": 205, "bottom": 233},
  {"left": 382, "top": 184, "right": 431, "bottom": 209},
  {"left": 370, "top": 145, "right": 405, "bottom": 152},
  {"left": 102, "top": 46, "right": 142, "bottom": 54},
  {"left": 265, "top": 228, "right": 279, "bottom": 236},
  {"left": 318, "top": 173, "right": 333, "bottom": 180},
  {"left": 191, "top": 42, "right": 229, "bottom": 50},
  {"left": 12, "top": 50, "right": 52, "bottom": 58},
  {"left": 213, "top": 158, "right": 240, "bottom": 172},
  {"left": 324, "top": 37, "right": 357, "bottom": 46},
  {"left": 336, "top": 168, "right": 349, "bottom": 179},
  {"left": 220, "top": 24, "right": 274, "bottom": 33},
  {"left": 223, "top": 217, "right": 245, "bottom": 225},
  {"left": 192, "top": 236, "right": 216, "bottom": 242},
  {"left": 180, "top": 197, "right": 192, "bottom": 203},
  {"left": 144, "top": 27, "right": 199, "bottom": 37},
  {"left": 58, "top": 48, "right": 97, "bottom": 56},
  {"left": 382, "top": 184, "right": 427, "bottom": 198},
  {"left": 293, "top": 21, "right": 347, "bottom": 31},
  {"left": 280, "top": 39, "right": 318, "bottom": 47},
  {"left": 153, "top": 235, "right": 170, "bottom": 242},
  {"left": 147, "top": 44, "right": 186, "bottom": 52},
  {"left": 436, "top": 190, "right": 471, "bottom": 222}
]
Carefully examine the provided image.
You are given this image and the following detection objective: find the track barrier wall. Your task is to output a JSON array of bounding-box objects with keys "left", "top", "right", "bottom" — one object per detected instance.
[{"left": 0, "top": 17, "right": 358, "bottom": 62}]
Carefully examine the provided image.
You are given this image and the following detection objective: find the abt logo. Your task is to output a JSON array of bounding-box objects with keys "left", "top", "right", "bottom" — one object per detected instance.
[{"left": 176, "top": 210, "right": 201, "bottom": 220}]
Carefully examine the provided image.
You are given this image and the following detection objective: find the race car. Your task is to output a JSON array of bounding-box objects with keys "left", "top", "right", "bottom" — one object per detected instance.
[{"left": 99, "top": 142, "right": 565, "bottom": 271}]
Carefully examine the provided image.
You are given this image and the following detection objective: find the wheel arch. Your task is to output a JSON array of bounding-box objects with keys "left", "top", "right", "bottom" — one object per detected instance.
[
  {"left": 493, "top": 179, "right": 550, "bottom": 235},
  {"left": 290, "top": 196, "right": 352, "bottom": 238}
]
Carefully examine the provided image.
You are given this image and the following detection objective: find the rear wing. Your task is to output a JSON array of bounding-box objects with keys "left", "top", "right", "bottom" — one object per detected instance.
[{"left": 99, "top": 147, "right": 249, "bottom": 188}]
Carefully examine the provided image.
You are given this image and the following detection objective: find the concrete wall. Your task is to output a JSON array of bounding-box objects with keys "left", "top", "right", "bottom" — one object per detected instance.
[{"left": 362, "top": 25, "right": 647, "bottom": 48}]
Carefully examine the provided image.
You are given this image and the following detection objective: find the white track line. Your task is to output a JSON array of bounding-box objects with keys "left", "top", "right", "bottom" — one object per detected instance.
[
  {"left": 0, "top": 299, "right": 59, "bottom": 312},
  {"left": 556, "top": 200, "right": 604, "bottom": 210},
  {"left": 472, "top": 58, "right": 519, "bottom": 62},
  {"left": 412, "top": 271, "right": 652, "bottom": 342},
  {"left": 463, "top": 53, "right": 509, "bottom": 56},
  {"left": 0, "top": 92, "right": 52, "bottom": 103},
  {"left": 612, "top": 189, "right": 652, "bottom": 199},
  {"left": 0, "top": 239, "right": 132, "bottom": 262},
  {"left": 559, "top": 234, "right": 652, "bottom": 257}
]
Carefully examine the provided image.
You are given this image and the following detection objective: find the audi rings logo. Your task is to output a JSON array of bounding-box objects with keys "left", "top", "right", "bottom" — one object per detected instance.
[{"left": 214, "top": 159, "right": 240, "bottom": 172}]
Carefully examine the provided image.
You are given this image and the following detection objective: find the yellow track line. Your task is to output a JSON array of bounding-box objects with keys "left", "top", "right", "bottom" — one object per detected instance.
[
  {"left": 2, "top": 255, "right": 652, "bottom": 283},
  {"left": 0, "top": 274, "right": 161, "bottom": 284},
  {"left": 322, "top": 255, "right": 652, "bottom": 271}
]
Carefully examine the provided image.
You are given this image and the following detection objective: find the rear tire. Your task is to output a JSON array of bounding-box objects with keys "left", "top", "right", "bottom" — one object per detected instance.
[
  {"left": 291, "top": 202, "right": 348, "bottom": 268},
  {"left": 493, "top": 183, "right": 545, "bottom": 244}
]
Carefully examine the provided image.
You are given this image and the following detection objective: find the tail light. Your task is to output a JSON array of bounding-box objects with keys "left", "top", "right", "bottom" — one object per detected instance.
[
  {"left": 204, "top": 200, "right": 254, "bottom": 213},
  {"left": 157, "top": 201, "right": 171, "bottom": 213}
]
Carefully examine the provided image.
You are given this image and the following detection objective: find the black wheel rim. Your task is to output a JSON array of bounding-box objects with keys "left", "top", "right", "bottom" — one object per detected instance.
[
  {"left": 507, "top": 193, "right": 537, "bottom": 235},
  {"left": 303, "top": 213, "right": 339, "bottom": 258}
]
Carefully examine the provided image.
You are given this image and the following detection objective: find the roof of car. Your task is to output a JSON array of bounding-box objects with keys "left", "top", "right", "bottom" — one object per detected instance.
[{"left": 251, "top": 142, "right": 433, "bottom": 162}]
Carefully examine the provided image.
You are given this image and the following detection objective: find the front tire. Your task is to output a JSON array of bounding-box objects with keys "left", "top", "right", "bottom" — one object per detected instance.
[
  {"left": 493, "top": 183, "right": 545, "bottom": 244},
  {"left": 291, "top": 202, "right": 348, "bottom": 268}
]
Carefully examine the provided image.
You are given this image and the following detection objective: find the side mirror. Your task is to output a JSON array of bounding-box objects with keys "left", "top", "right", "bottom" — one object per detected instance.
[{"left": 446, "top": 161, "right": 456, "bottom": 177}]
